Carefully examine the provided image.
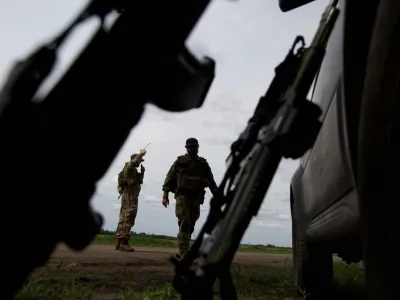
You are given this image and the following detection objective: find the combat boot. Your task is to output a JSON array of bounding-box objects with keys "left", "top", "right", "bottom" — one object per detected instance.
[
  {"left": 115, "top": 238, "right": 122, "bottom": 250},
  {"left": 118, "top": 238, "right": 135, "bottom": 252},
  {"left": 175, "top": 251, "right": 187, "bottom": 260}
]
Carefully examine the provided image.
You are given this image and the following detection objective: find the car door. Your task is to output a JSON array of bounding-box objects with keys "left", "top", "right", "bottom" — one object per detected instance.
[{"left": 299, "top": 0, "right": 354, "bottom": 218}]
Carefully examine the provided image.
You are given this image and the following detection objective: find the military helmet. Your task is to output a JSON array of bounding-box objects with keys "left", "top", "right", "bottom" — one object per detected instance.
[
  {"left": 185, "top": 137, "right": 199, "bottom": 148},
  {"left": 130, "top": 153, "right": 144, "bottom": 162}
]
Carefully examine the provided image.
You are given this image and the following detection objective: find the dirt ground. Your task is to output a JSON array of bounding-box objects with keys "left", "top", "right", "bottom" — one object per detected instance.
[
  {"left": 49, "top": 244, "right": 293, "bottom": 268},
  {"left": 20, "top": 244, "right": 362, "bottom": 300},
  {"left": 28, "top": 244, "right": 293, "bottom": 299}
]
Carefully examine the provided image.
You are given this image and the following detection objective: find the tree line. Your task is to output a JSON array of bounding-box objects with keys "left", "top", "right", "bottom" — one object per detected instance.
[
  {"left": 99, "top": 229, "right": 177, "bottom": 241},
  {"left": 98, "top": 228, "right": 290, "bottom": 249}
]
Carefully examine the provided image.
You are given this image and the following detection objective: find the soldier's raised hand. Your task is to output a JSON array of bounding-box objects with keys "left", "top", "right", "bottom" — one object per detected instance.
[
  {"left": 140, "top": 148, "right": 147, "bottom": 155},
  {"left": 162, "top": 197, "right": 169, "bottom": 208}
]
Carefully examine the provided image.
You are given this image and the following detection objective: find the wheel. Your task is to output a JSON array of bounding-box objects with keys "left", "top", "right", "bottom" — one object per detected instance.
[
  {"left": 357, "top": 0, "right": 400, "bottom": 298},
  {"left": 291, "top": 202, "right": 333, "bottom": 299}
]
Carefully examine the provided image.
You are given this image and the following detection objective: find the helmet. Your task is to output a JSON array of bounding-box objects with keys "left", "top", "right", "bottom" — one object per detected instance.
[{"left": 185, "top": 137, "right": 199, "bottom": 148}]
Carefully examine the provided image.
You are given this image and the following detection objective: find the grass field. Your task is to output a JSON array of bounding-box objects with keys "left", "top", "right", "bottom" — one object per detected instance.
[
  {"left": 14, "top": 261, "right": 365, "bottom": 300},
  {"left": 93, "top": 232, "right": 293, "bottom": 255}
]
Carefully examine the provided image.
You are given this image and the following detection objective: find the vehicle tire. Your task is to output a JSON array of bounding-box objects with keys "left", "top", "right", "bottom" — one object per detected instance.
[
  {"left": 357, "top": 1, "right": 400, "bottom": 299},
  {"left": 291, "top": 202, "right": 333, "bottom": 299}
]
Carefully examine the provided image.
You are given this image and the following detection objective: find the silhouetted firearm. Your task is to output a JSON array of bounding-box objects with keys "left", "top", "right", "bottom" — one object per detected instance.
[
  {"left": 140, "top": 164, "right": 145, "bottom": 184},
  {"left": 171, "top": 1, "right": 339, "bottom": 299},
  {"left": 0, "top": 0, "right": 339, "bottom": 298},
  {"left": 0, "top": 0, "right": 215, "bottom": 298}
]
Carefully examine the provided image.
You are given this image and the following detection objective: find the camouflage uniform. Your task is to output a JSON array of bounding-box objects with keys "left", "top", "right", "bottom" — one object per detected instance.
[
  {"left": 162, "top": 139, "right": 218, "bottom": 258},
  {"left": 115, "top": 152, "right": 145, "bottom": 252}
]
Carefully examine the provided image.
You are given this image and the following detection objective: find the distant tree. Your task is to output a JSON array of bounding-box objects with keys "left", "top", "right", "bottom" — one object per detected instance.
[
  {"left": 99, "top": 228, "right": 116, "bottom": 235},
  {"left": 98, "top": 229, "right": 290, "bottom": 248}
]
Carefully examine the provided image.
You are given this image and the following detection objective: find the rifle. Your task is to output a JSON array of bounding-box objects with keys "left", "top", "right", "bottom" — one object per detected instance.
[
  {"left": 0, "top": 0, "right": 215, "bottom": 298},
  {"left": 171, "top": 1, "right": 339, "bottom": 299},
  {"left": 140, "top": 143, "right": 149, "bottom": 183},
  {"left": 140, "top": 164, "right": 145, "bottom": 184}
]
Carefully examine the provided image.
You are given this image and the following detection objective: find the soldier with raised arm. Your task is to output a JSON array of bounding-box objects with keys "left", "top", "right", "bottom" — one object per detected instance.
[
  {"left": 162, "top": 138, "right": 218, "bottom": 259},
  {"left": 115, "top": 148, "right": 146, "bottom": 252}
]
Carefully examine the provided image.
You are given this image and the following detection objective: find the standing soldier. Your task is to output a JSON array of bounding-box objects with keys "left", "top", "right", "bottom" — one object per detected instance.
[
  {"left": 162, "top": 138, "right": 218, "bottom": 259},
  {"left": 115, "top": 148, "right": 147, "bottom": 252}
]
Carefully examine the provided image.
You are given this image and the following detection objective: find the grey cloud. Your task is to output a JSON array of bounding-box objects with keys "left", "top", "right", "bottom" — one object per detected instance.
[{"left": 256, "top": 210, "right": 291, "bottom": 222}]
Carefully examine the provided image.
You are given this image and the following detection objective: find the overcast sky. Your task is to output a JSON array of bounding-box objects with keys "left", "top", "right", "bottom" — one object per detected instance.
[{"left": 0, "top": 0, "right": 327, "bottom": 247}]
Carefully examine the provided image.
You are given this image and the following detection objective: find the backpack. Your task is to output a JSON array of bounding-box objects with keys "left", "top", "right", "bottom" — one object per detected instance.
[
  {"left": 117, "top": 164, "right": 127, "bottom": 194},
  {"left": 176, "top": 155, "right": 208, "bottom": 193}
]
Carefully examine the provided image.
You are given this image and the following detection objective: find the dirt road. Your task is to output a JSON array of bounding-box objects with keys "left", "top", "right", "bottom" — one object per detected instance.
[{"left": 48, "top": 243, "right": 293, "bottom": 268}]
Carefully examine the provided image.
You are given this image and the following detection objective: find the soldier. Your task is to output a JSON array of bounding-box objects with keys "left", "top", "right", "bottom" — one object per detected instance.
[
  {"left": 162, "top": 138, "right": 218, "bottom": 259},
  {"left": 115, "top": 148, "right": 146, "bottom": 252}
]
